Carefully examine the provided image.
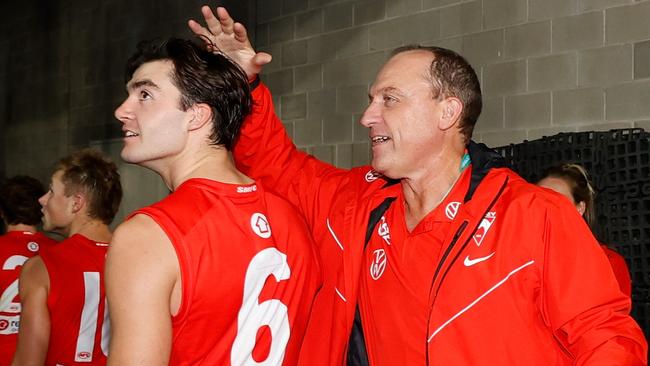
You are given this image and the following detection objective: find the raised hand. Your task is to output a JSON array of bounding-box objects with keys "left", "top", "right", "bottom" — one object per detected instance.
[{"left": 188, "top": 6, "right": 272, "bottom": 80}]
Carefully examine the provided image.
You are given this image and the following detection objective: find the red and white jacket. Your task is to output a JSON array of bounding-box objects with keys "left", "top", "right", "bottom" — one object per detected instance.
[{"left": 233, "top": 82, "right": 647, "bottom": 365}]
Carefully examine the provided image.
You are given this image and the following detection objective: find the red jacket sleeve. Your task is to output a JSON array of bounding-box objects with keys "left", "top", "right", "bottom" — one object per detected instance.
[
  {"left": 601, "top": 245, "right": 633, "bottom": 298},
  {"left": 539, "top": 197, "right": 647, "bottom": 365},
  {"left": 233, "top": 82, "right": 357, "bottom": 228}
]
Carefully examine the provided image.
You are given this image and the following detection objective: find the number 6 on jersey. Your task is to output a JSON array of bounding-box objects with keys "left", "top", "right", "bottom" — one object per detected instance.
[{"left": 231, "top": 248, "right": 291, "bottom": 365}]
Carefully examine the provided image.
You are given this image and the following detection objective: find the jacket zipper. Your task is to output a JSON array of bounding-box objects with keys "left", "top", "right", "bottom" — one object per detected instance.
[{"left": 425, "top": 176, "right": 509, "bottom": 365}]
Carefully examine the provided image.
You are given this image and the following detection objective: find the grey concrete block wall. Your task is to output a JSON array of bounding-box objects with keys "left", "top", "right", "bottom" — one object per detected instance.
[
  {"left": 0, "top": 0, "right": 254, "bottom": 199},
  {"left": 257, "top": 0, "right": 650, "bottom": 164}
]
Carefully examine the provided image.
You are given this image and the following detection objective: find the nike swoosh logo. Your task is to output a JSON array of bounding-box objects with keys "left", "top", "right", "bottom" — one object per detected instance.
[{"left": 463, "top": 252, "right": 495, "bottom": 267}]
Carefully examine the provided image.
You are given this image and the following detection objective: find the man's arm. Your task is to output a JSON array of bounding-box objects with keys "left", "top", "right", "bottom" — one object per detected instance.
[
  {"left": 540, "top": 198, "right": 647, "bottom": 364},
  {"left": 189, "top": 6, "right": 357, "bottom": 223},
  {"left": 12, "top": 256, "right": 50, "bottom": 366},
  {"left": 105, "top": 214, "right": 179, "bottom": 365}
]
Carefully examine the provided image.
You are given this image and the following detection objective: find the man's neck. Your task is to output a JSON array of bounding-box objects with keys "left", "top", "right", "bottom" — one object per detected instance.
[
  {"left": 155, "top": 147, "right": 254, "bottom": 191},
  {"left": 5, "top": 223, "right": 38, "bottom": 233},
  {"left": 401, "top": 151, "right": 465, "bottom": 231},
  {"left": 68, "top": 218, "right": 112, "bottom": 244}
]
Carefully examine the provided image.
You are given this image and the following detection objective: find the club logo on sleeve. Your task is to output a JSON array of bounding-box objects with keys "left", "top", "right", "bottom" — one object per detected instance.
[
  {"left": 377, "top": 216, "right": 391, "bottom": 245},
  {"left": 445, "top": 202, "right": 461, "bottom": 220},
  {"left": 369, "top": 249, "right": 387, "bottom": 280},
  {"left": 365, "top": 169, "right": 381, "bottom": 182},
  {"left": 0, "top": 320, "right": 8, "bottom": 331},
  {"left": 250, "top": 213, "right": 272, "bottom": 239},
  {"left": 26, "top": 242, "right": 39, "bottom": 252},
  {"left": 473, "top": 212, "right": 496, "bottom": 246}
]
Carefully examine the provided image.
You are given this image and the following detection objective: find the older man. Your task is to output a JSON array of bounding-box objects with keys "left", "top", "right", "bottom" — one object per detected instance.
[{"left": 190, "top": 6, "right": 647, "bottom": 365}]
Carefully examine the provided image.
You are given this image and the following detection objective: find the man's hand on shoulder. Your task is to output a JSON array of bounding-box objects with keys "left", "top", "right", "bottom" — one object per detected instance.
[{"left": 188, "top": 6, "right": 272, "bottom": 80}]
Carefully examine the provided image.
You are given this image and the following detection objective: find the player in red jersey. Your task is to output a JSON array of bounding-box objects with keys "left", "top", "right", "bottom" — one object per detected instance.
[
  {"left": 12, "top": 149, "right": 122, "bottom": 365},
  {"left": 107, "top": 38, "right": 320, "bottom": 365},
  {"left": 0, "top": 176, "right": 57, "bottom": 363}
]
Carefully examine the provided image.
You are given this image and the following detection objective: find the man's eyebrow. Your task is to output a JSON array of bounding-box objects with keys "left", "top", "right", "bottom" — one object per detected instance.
[{"left": 126, "top": 79, "right": 160, "bottom": 91}]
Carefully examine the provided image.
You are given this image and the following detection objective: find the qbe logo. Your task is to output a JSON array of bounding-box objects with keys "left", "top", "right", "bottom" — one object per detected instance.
[{"left": 369, "top": 249, "right": 387, "bottom": 280}]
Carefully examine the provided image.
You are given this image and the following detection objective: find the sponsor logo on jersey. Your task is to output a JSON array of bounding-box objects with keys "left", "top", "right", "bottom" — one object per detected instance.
[
  {"left": 77, "top": 352, "right": 91, "bottom": 360},
  {"left": 250, "top": 213, "right": 272, "bottom": 239},
  {"left": 365, "top": 169, "right": 381, "bottom": 182},
  {"left": 27, "top": 241, "right": 39, "bottom": 252},
  {"left": 473, "top": 212, "right": 496, "bottom": 247},
  {"left": 370, "top": 249, "right": 387, "bottom": 280},
  {"left": 445, "top": 201, "right": 461, "bottom": 220},
  {"left": 377, "top": 216, "right": 391, "bottom": 245},
  {"left": 0, "top": 316, "right": 20, "bottom": 335},
  {"left": 237, "top": 185, "right": 257, "bottom": 193}
]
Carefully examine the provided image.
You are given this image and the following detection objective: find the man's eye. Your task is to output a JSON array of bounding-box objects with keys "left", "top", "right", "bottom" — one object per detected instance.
[
  {"left": 383, "top": 95, "right": 396, "bottom": 104},
  {"left": 139, "top": 91, "right": 151, "bottom": 100}
]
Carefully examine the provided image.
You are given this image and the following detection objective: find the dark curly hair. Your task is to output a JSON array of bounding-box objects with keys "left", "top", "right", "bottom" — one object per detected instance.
[
  {"left": 53, "top": 149, "right": 122, "bottom": 225},
  {"left": 0, "top": 175, "right": 46, "bottom": 226},
  {"left": 125, "top": 38, "right": 252, "bottom": 150}
]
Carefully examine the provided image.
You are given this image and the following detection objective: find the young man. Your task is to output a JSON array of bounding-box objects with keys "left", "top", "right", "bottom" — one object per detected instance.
[
  {"left": 107, "top": 38, "right": 320, "bottom": 365},
  {"left": 0, "top": 176, "right": 57, "bottom": 363},
  {"left": 12, "top": 149, "right": 122, "bottom": 365},
  {"left": 189, "top": 7, "right": 647, "bottom": 365}
]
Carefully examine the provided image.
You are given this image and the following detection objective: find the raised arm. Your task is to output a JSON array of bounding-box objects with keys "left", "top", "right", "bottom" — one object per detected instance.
[
  {"left": 188, "top": 5, "right": 359, "bottom": 225},
  {"left": 105, "top": 215, "right": 179, "bottom": 365},
  {"left": 12, "top": 257, "right": 50, "bottom": 366}
]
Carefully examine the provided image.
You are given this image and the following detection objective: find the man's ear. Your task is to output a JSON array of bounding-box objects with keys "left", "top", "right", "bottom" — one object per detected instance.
[
  {"left": 188, "top": 103, "right": 212, "bottom": 131},
  {"left": 71, "top": 193, "right": 86, "bottom": 215},
  {"left": 576, "top": 201, "right": 586, "bottom": 216},
  {"left": 439, "top": 97, "right": 463, "bottom": 131}
]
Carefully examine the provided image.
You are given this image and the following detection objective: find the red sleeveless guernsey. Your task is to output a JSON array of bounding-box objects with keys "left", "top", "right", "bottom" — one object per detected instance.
[
  {"left": 40, "top": 234, "right": 109, "bottom": 365},
  {"left": 132, "top": 178, "right": 321, "bottom": 365},
  {"left": 0, "top": 231, "right": 56, "bottom": 364}
]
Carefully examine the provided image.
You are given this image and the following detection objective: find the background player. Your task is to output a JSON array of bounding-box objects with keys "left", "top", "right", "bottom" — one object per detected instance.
[
  {"left": 12, "top": 149, "right": 122, "bottom": 365},
  {"left": 0, "top": 176, "right": 57, "bottom": 363},
  {"left": 107, "top": 38, "right": 320, "bottom": 365},
  {"left": 538, "top": 163, "right": 632, "bottom": 297}
]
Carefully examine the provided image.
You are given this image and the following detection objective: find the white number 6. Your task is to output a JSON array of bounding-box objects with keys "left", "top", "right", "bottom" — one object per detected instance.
[{"left": 231, "top": 248, "right": 291, "bottom": 365}]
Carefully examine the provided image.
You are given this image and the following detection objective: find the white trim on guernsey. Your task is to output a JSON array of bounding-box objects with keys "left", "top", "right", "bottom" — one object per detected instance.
[
  {"left": 335, "top": 287, "right": 347, "bottom": 302},
  {"left": 427, "top": 260, "right": 536, "bottom": 342},
  {"left": 327, "top": 218, "right": 344, "bottom": 251}
]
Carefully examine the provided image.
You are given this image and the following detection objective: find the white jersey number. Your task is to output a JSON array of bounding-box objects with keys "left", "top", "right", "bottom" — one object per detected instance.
[
  {"left": 231, "top": 248, "right": 291, "bottom": 365},
  {"left": 75, "top": 272, "right": 110, "bottom": 362},
  {"left": 0, "top": 255, "right": 29, "bottom": 313}
]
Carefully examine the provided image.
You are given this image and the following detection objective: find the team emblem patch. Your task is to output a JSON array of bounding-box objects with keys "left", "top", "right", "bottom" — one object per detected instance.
[
  {"left": 473, "top": 212, "right": 496, "bottom": 246},
  {"left": 250, "top": 213, "right": 272, "bottom": 239},
  {"left": 377, "top": 216, "right": 391, "bottom": 245},
  {"left": 26, "top": 241, "right": 39, "bottom": 252},
  {"left": 445, "top": 202, "right": 461, "bottom": 220},
  {"left": 369, "top": 249, "right": 387, "bottom": 280},
  {"left": 365, "top": 169, "right": 381, "bottom": 182}
]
